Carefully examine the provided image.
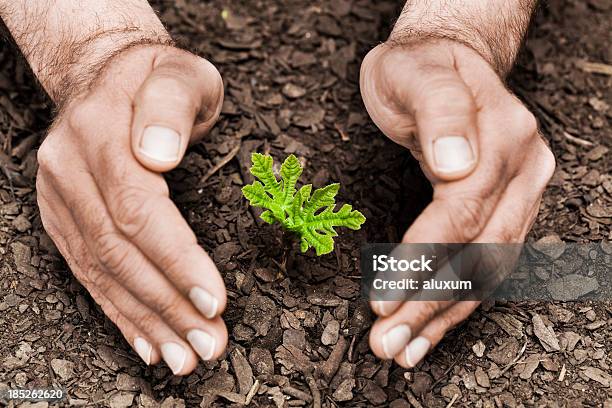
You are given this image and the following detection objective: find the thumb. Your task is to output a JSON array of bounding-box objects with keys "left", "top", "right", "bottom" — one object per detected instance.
[
  {"left": 409, "top": 66, "right": 479, "bottom": 181},
  {"left": 131, "top": 51, "right": 224, "bottom": 172}
]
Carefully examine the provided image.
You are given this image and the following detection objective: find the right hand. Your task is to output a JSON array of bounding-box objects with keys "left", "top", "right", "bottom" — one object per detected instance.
[
  {"left": 360, "top": 41, "right": 555, "bottom": 368},
  {"left": 36, "top": 45, "right": 227, "bottom": 375}
]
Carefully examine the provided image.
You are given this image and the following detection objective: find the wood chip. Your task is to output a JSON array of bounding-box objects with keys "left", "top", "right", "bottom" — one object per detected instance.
[
  {"left": 519, "top": 354, "right": 541, "bottom": 379},
  {"left": 576, "top": 60, "right": 612, "bottom": 76},
  {"left": 230, "top": 349, "right": 254, "bottom": 394},
  {"left": 532, "top": 314, "right": 560, "bottom": 352},
  {"left": 583, "top": 367, "right": 612, "bottom": 387},
  {"left": 489, "top": 312, "right": 524, "bottom": 338},
  {"left": 472, "top": 340, "right": 486, "bottom": 357}
]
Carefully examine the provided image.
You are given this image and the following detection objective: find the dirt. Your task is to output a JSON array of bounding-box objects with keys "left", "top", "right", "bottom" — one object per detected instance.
[{"left": 0, "top": 0, "right": 610, "bottom": 407}]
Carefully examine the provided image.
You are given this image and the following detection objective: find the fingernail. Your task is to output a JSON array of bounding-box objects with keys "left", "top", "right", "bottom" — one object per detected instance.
[
  {"left": 373, "top": 301, "right": 387, "bottom": 316},
  {"left": 140, "top": 126, "right": 180, "bottom": 162},
  {"left": 405, "top": 336, "right": 431, "bottom": 367},
  {"left": 433, "top": 136, "right": 474, "bottom": 173},
  {"left": 189, "top": 287, "right": 218, "bottom": 319},
  {"left": 187, "top": 329, "right": 216, "bottom": 361},
  {"left": 382, "top": 324, "right": 412, "bottom": 359},
  {"left": 161, "top": 342, "right": 186, "bottom": 374},
  {"left": 134, "top": 337, "right": 152, "bottom": 365}
]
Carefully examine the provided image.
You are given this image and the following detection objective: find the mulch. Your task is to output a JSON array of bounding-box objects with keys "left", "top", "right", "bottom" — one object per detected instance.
[{"left": 0, "top": 0, "right": 610, "bottom": 406}]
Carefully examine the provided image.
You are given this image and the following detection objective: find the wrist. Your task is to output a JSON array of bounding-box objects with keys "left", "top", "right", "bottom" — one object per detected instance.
[
  {"left": 387, "top": 31, "right": 497, "bottom": 75},
  {"left": 361, "top": 39, "right": 478, "bottom": 78},
  {"left": 388, "top": 0, "right": 537, "bottom": 77},
  {"left": 44, "top": 30, "right": 173, "bottom": 111}
]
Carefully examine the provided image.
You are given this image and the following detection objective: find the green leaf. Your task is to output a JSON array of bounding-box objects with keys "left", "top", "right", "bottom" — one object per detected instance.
[
  {"left": 250, "top": 153, "right": 281, "bottom": 196},
  {"left": 303, "top": 184, "right": 339, "bottom": 215},
  {"left": 300, "top": 205, "right": 366, "bottom": 255},
  {"left": 260, "top": 210, "right": 275, "bottom": 224},
  {"left": 280, "top": 154, "right": 302, "bottom": 206},
  {"left": 241, "top": 153, "right": 366, "bottom": 256}
]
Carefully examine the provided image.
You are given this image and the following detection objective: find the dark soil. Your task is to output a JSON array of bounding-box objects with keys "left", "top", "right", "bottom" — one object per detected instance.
[{"left": 0, "top": 0, "right": 610, "bottom": 407}]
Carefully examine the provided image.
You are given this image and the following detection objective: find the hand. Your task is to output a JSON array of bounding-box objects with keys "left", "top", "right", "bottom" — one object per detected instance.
[
  {"left": 36, "top": 45, "right": 227, "bottom": 375},
  {"left": 360, "top": 40, "right": 555, "bottom": 367}
]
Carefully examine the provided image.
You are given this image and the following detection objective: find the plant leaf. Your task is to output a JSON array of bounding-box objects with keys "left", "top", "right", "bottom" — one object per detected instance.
[
  {"left": 250, "top": 153, "right": 281, "bottom": 196},
  {"left": 303, "top": 183, "right": 339, "bottom": 216},
  {"left": 299, "top": 204, "right": 366, "bottom": 255},
  {"left": 241, "top": 153, "right": 365, "bottom": 255},
  {"left": 280, "top": 154, "right": 302, "bottom": 206}
]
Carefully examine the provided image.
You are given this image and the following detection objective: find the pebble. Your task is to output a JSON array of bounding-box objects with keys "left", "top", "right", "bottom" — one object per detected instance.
[
  {"left": 585, "top": 309, "right": 597, "bottom": 321},
  {"left": 282, "top": 83, "right": 307, "bottom": 99},
  {"left": 108, "top": 392, "right": 135, "bottom": 408},
  {"left": 116, "top": 373, "right": 140, "bottom": 392},
  {"left": 475, "top": 366, "right": 490, "bottom": 388},
  {"left": 332, "top": 378, "right": 355, "bottom": 401},
  {"left": 532, "top": 234, "right": 566, "bottom": 259},
  {"left": 10, "top": 241, "right": 38, "bottom": 277},
  {"left": 249, "top": 348, "right": 274, "bottom": 376},
  {"left": 586, "top": 145, "right": 609, "bottom": 161},
  {"left": 462, "top": 372, "right": 477, "bottom": 390},
  {"left": 440, "top": 384, "right": 461, "bottom": 402},
  {"left": 50, "top": 358, "right": 75, "bottom": 381},
  {"left": 547, "top": 274, "right": 599, "bottom": 301},
  {"left": 361, "top": 380, "right": 386, "bottom": 405},
  {"left": 472, "top": 340, "right": 486, "bottom": 357},
  {"left": 283, "top": 328, "right": 307, "bottom": 350},
  {"left": 321, "top": 320, "right": 340, "bottom": 346},
  {"left": 5, "top": 293, "right": 21, "bottom": 307},
  {"left": 11, "top": 213, "right": 31, "bottom": 232}
]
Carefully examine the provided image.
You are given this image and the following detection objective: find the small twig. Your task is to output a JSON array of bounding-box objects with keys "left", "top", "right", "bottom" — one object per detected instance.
[
  {"left": 445, "top": 393, "right": 459, "bottom": 408},
  {"left": 200, "top": 142, "right": 241, "bottom": 184},
  {"left": 499, "top": 340, "right": 528, "bottom": 376},
  {"left": 576, "top": 60, "right": 612, "bottom": 76},
  {"left": 245, "top": 379, "right": 260, "bottom": 405},
  {"left": 563, "top": 131, "right": 594, "bottom": 147},
  {"left": 404, "top": 389, "right": 425, "bottom": 408},
  {"left": 347, "top": 335, "right": 356, "bottom": 363},
  {"left": 430, "top": 358, "right": 460, "bottom": 390},
  {"left": 305, "top": 375, "right": 321, "bottom": 408},
  {"left": 558, "top": 364, "right": 567, "bottom": 382}
]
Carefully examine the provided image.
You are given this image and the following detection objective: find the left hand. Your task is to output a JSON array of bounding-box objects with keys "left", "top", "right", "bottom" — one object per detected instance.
[{"left": 359, "top": 40, "right": 555, "bottom": 368}]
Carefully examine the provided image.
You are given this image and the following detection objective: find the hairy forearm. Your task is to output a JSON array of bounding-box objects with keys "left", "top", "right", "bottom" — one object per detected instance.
[
  {"left": 389, "top": 0, "right": 538, "bottom": 76},
  {"left": 0, "top": 0, "right": 172, "bottom": 108}
]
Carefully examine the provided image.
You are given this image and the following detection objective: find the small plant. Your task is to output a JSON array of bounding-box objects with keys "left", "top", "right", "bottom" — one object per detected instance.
[{"left": 242, "top": 153, "right": 366, "bottom": 256}]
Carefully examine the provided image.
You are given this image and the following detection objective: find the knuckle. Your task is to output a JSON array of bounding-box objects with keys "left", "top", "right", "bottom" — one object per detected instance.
[
  {"left": 136, "top": 311, "right": 159, "bottom": 335},
  {"left": 417, "top": 301, "right": 443, "bottom": 321},
  {"left": 508, "top": 104, "right": 538, "bottom": 137},
  {"left": 36, "top": 138, "right": 59, "bottom": 173},
  {"left": 155, "top": 247, "right": 186, "bottom": 274},
  {"left": 94, "top": 230, "right": 130, "bottom": 272},
  {"left": 539, "top": 144, "right": 556, "bottom": 185},
  {"left": 445, "top": 195, "right": 487, "bottom": 241},
  {"left": 88, "top": 263, "right": 115, "bottom": 295},
  {"left": 66, "top": 99, "right": 98, "bottom": 135},
  {"left": 440, "top": 312, "right": 457, "bottom": 330},
  {"left": 196, "top": 57, "right": 223, "bottom": 89},
  {"left": 153, "top": 293, "right": 185, "bottom": 321},
  {"left": 111, "top": 185, "right": 156, "bottom": 240}
]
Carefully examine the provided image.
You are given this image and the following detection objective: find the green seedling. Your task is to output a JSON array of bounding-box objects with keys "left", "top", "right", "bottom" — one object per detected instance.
[{"left": 242, "top": 153, "right": 366, "bottom": 256}]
